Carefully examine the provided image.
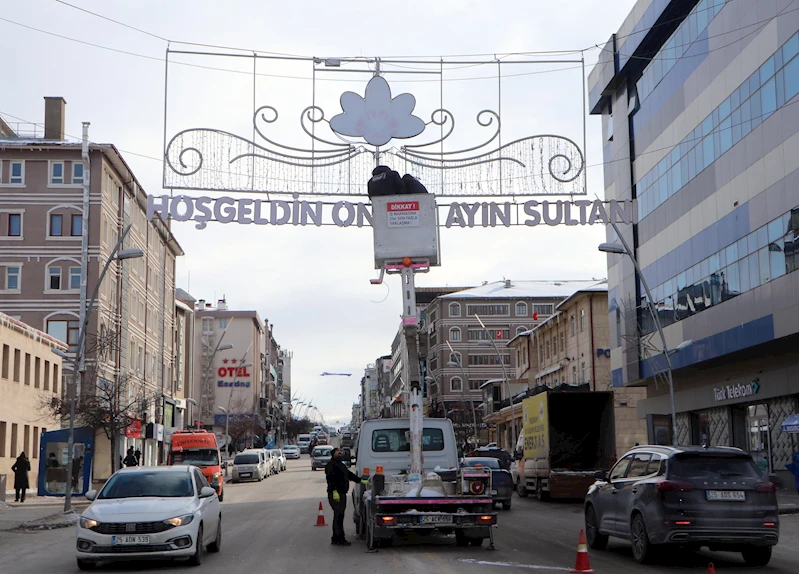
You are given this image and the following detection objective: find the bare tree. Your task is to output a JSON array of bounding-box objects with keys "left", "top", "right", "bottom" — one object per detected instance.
[
  {"left": 223, "top": 397, "right": 260, "bottom": 453},
  {"left": 40, "top": 329, "right": 158, "bottom": 474}
]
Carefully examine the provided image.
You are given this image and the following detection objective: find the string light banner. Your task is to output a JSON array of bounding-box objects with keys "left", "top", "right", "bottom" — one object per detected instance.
[{"left": 162, "top": 52, "right": 588, "bottom": 198}]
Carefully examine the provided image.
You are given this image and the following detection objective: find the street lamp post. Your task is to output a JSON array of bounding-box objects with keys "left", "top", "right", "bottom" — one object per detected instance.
[
  {"left": 52, "top": 224, "right": 143, "bottom": 514},
  {"left": 218, "top": 406, "right": 230, "bottom": 476},
  {"left": 599, "top": 234, "right": 683, "bottom": 446},
  {"left": 445, "top": 341, "right": 478, "bottom": 444},
  {"left": 474, "top": 314, "right": 516, "bottom": 453}
]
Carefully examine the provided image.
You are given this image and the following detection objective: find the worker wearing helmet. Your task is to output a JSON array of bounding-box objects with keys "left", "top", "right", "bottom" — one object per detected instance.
[{"left": 325, "top": 447, "right": 367, "bottom": 546}]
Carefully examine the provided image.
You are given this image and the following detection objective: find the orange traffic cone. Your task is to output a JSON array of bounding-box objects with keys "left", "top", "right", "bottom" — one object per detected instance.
[
  {"left": 569, "top": 530, "right": 595, "bottom": 573},
  {"left": 315, "top": 502, "right": 327, "bottom": 527},
  {"left": 707, "top": 564, "right": 715, "bottom": 574}
]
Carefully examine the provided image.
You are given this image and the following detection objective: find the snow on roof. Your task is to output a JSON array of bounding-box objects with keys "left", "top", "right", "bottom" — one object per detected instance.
[
  {"left": 555, "top": 282, "right": 608, "bottom": 310},
  {"left": 440, "top": 280, "right": 605, "bottom": 300}
]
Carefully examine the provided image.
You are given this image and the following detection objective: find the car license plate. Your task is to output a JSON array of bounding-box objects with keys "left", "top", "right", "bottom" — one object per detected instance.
[
  {"left": 420, "top": 515, "right": 453, "bottom": 525},
  {"left": 240, "top": 472, "right": 251, "bottom": 477},
  {"left": 112, "top": 535, "right": 150, "bottom": 545},
  {"left": 491, "top": 490, "right": 498, "bottom": 495},
  {"left": 706, "top": 490, "right": 746, "bottom": 501}
]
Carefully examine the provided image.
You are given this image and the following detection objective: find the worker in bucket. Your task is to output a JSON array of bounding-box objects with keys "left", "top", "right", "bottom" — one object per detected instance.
[{"left": 325, "top": 447, "right": 368, "bottom": 546}]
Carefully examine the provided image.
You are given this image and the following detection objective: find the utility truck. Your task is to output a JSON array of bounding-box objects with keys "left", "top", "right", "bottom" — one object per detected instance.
[
  {"left": 511, "top": 389, "right": 616, "bottom": 500},
  {"left": 352, "top": 418, "right": 497, "bottom": 549}
]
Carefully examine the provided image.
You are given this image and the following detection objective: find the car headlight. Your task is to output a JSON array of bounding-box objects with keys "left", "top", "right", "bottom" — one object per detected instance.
[
  {"left": 80, "top": 517, "right": 100, "bottom": 529},
  {"left": 164, "top": 514, "right": 195, "bottom": 527}
]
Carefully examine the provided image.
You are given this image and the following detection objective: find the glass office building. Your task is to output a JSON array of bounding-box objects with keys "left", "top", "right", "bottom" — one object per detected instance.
[{"left": 590, "top": 0, "right": 799, "bottom": 483}]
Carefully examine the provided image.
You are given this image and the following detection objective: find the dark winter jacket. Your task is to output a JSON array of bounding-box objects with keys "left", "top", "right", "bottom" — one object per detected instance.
[
  {"left": 12, "top": 455, "right": 30, "bottom": 490},
  {"left": 325, "top": 458, "right": 360, "bottom": 495},
  {"left": 123, "top": 453, "right": 138, "bottom": 467}
]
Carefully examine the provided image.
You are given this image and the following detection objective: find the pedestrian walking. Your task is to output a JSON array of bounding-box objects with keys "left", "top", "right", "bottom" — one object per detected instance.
[
  {"left": 123, "top": 447, "right": 138, "bottom": 467},
  {"left": 71, "top": 456, "right": 84, "bottom": 491},
  {"left": 134, "top": 449, "right": 142, "bottom": 465},
  {"left": 324, "top": 447, "right": 368, "bottom": 546},
  {"left": 11, "top": 452, "right": 31, "bottom": 502}
]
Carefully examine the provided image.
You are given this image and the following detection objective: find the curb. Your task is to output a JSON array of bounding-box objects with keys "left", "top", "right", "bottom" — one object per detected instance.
[
  {"left": 779, "top": 506, "right": 799, "bottom": 516},
  {"left": 17, "top": 512, "right": 80, "bottom": 531}
]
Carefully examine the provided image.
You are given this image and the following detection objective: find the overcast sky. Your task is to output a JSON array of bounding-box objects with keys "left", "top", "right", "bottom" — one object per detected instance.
[{"left": 3, "top": 0, "right": 637, "bottom": 427}]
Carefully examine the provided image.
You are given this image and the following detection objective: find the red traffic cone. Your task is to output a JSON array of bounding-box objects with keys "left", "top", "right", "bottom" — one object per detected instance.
[
  {"left": 707, "top": 564, "right": 715, "bottom": 574},
  {"left": 570, "top": 529, "right": 595, "bottom": 573},
  {"left": 315, "top": 502, "right": 327, "bottom": 527}
]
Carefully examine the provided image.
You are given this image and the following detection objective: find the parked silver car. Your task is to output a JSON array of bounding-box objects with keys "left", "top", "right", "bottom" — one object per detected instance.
[
  {"left": 232, "top": 452, "right": 265, "bottom": 483},
  {"left": 310, "top": 445, "right": 334, "bottom": 471},
  {"left": 283, "top": 445, "right": 301, "bottom": 460},
  {"left": 584, "top": 445, "right": 779, "bottom": 565},
  {"left": 268, "top": 449, "right": 287, "bottom": 472}
]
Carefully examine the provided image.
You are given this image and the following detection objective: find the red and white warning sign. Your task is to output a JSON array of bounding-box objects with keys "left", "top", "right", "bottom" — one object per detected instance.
[{"left": 386, "top": 201, "right": 420, "bottom": 228}]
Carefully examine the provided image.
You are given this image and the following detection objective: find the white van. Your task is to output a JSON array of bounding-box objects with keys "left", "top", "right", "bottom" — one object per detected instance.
[{"left": 297, "top": 434, "right": 312, "bottom": 454}]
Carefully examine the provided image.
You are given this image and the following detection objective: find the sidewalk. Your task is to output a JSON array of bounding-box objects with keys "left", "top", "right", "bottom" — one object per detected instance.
[
  {"left": 0, "top": 492, "right": 88, "bottom": 531},
  {"left": 777, "top": 488, "right": 799, "bottom": 515}
]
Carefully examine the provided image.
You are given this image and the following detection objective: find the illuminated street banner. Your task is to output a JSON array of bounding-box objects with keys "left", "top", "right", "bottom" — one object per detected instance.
[{"left": 147, "top": 195, "right": 636, "bottom": 229}]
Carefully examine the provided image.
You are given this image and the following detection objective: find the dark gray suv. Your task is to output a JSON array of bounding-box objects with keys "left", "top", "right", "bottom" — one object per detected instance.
[{"left": 584, "top": 445, "right": 779, "bottom": 565}]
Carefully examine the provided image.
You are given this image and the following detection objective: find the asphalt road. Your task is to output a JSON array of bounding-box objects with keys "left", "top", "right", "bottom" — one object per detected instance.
[{"left": 2, "top": 455, "right": 798, "bottom": 573}]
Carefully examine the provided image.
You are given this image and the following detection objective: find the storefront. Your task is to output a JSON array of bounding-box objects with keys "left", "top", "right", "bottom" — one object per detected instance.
[{"left": 639, "top": 374, "right": 799, "bottom": 485}]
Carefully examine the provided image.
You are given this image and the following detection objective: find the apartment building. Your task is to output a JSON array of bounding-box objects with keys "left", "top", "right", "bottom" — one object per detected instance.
[
  {"left": 172, "top": 288, "right": 196, "bottom": 433},
  {"left": 424, "top": 280, "right": 601, "bottom": 443},
  {"left": 193, "top": 299, "right": 266, "bottom": 447},
  {"left": 0, "top": 98, "right": 183, "bottom": 479},
  {"left": 591, "top": 0, "right": 799, "bottom": 482},
  {"left": 0, "top": 313, "right": 64, "bottom": 495}
]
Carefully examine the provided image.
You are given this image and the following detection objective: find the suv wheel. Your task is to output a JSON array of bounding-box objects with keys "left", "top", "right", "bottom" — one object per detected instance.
[
  {"left": 741, "top": 545, "right": 772, "bottom": 566},
  {"left": 585, "top": 505, "right": 608, "bottom": 550},
  {"left": 630, "top": 513, "right": 655, "bottom": 564}
]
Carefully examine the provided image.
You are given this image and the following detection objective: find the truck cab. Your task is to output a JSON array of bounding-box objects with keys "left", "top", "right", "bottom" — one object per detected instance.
[{"left": 168, "top": 430, "right": 224, "bottom": 501}]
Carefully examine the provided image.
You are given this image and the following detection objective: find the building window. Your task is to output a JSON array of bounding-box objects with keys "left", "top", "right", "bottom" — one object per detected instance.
[
  {"left": 5, "top": 266, "right": 20, "bottom": 290},
  {"left": 450, "top": 377, "right": 462, "bottom": 392},
  {"left": 580, "top": 309, "right": 586, "bottom": 331},
  {"left": 47, "top": 320, "right": 79, "bottom": 352},
  {"left": 71, "top": 214, "right": 83, "bottom": 236},
  {"left": 572, "top": 365, "right": 577, "bottom": 383},
  {"left": 8, "top": 213, "right": 21, "bottom": 237},
  {"left": 552, "top": 336, "right": 557, "bottom": 356},
  {"left": 24, "top": 353, "right": 30, "bottom": 385},
  {"left": 50, "top": 214, "right": 63, "bottom": 237},
  {"left": 515, "top": 302, "right": 527, "bottom": 316},
  {"left": 449, "top": 352, "right": 461, "bottom": 366},
  {"left": 50, "top": 162, "right": 64, "bottom": 185},
  {"left": 1, "top": 345, "right": 8, "bottom": 379},
  {"left": 34, "top": 357, "right": 40, "bottom": 389},
  {"left": 581, "top": 362, "right": 586, "bottom": 383},
  {"left": 533, "top": 304, "right": 554, "bottom": 316},
  {"left": 468, "top": 328, "right": 510, "bottom": 341},
  {"left": 13, "top": 349, "right": 21, "bottom": 382},
  {"left": 449, "top": 327, "right": 461, "bottom": 342},
  {"left": 72, "top": 162, "right": 84, "bottom": 184},
  {"left": 10, "top": 161, "right": 24, "bottom": 184},
  {"left": 10, "top": 424, "right": 17, "bottom": 457},
  {"left": 69, "top": 267, "right": 81, "bottom": 290},
  {"left": 219, "top": 318, "right": 228, "bottom": 329},
  {"left": 570, "top": 315, "right": 576, "bottom": 335},
  {"left": 202, "top": 317, "right": 213, "bottom": 333},
  {"left": 560, "top": 332, "right": 565, "bottom": 351},
  {"left": 449, "top": 302, "right": 461, "bottom": 317},
  {"left": 467, "top": 354, "right": 510, "bottom": 366},
  {"left": 32, "top": 427, "right": 39, "bottom": 458},
  {"left": 49, "top": 267, "right": 62, "bottom": 290},
  {"left": 466, "top": 304, "right": 509, "bottom": 316},
  {"left": 546, "top": 341, "right": 550, "bottom": 358}
]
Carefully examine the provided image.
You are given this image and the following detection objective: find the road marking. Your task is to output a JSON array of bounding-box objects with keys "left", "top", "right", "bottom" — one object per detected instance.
[{"left": 458, "top": 559, "right": 571, "bottom": 571}]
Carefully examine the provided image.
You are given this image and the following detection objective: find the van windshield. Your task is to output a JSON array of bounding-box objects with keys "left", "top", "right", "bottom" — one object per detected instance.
[
  {"left": 172, "top": 449, "right": 219, "bottom": 466},
  {"left": 372, "top": 428, "right": 445, "bottom": 452}
]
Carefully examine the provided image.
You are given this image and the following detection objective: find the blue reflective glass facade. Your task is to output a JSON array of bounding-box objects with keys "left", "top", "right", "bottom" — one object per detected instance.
[
  {"left": 636, "top": 0, "right": 728, "bottom": 104},
  {"left": 637, "top": 32, "right": 799, "bottom": 220},
  {"left": 640, "top": 207, "right": 799, "bottom": 335}
]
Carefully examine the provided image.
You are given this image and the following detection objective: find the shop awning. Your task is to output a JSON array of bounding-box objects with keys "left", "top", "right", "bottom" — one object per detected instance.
[{"left": 781, "top": 414, "right": 799, "bottom": 433}]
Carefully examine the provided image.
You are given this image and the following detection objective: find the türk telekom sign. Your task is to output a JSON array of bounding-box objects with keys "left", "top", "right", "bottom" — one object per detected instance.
[{"left": 148, "top": 195, "right": 636, "bottom": 230}]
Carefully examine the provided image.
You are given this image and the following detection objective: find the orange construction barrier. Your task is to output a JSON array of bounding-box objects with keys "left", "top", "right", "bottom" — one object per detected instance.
[
  {"left": 569, "top": 529, "right": 595, "bottom": 573},
  {"left": 707, "top": 564, "right": 715, "bottom": 574},
  {"left": 315, "top": 501, "right": 327, "bottom": 527}
]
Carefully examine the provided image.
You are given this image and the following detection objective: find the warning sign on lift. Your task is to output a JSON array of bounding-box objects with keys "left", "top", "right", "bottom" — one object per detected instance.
[{"left": 387, "top": 201, "right": 421, "bottom": 228}]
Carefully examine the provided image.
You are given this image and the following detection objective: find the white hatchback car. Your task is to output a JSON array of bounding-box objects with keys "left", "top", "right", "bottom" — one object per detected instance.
[{"left": 76, "top": 465, "right": 221, "bottom": 570}]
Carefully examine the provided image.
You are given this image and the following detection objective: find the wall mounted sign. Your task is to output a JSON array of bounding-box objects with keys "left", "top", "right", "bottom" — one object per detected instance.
[
  {"left": 148, "top": 195, "right": 636, "bottom": 229},
  {"left": 713, "top": 379, "right": 760, "bottom": 402}
]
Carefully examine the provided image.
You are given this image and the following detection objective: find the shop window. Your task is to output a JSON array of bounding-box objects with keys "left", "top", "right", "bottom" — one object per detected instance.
[
  {"left": 691, "top": 411, "right": 710, "bottom": 446},
  {"left": 747, "top": 404, "right": 772, "bottom": 474}
]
